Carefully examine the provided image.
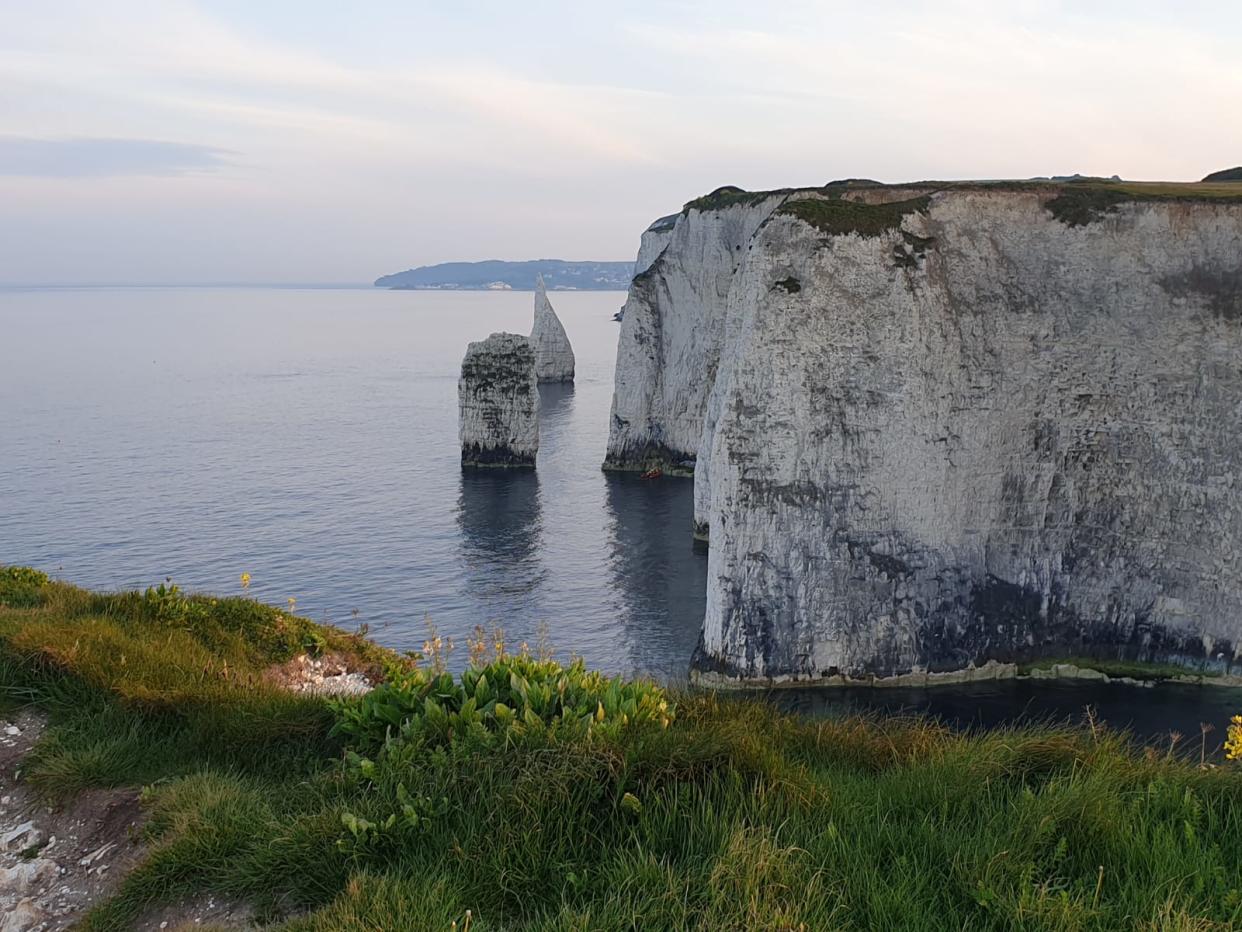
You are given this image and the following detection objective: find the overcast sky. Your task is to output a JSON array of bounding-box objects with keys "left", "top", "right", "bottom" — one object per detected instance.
[{"left": 2, "top": 0, "right": 1239, "bottom": 284}]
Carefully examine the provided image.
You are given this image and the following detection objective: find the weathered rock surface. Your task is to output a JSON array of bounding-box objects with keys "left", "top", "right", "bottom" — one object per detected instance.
[
  {"left": 633, "top": 214, "right": 677, "bottom": 277},
  {"left": 530, "top": 275, "right": 575, "bottom": 383},
  {"left": 459, "top": 332, "right": 539, "bottom": 467},
  {"left": 607, "top": 182, "right": 1242, "bottom": 683},
  {"left": 604, "top": 193, "right": 787, "bottom": 473}
]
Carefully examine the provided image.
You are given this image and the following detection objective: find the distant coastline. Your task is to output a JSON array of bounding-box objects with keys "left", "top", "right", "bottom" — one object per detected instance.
[
  {"left": 374, "top": 259, "right": 633, "bottom": 291},
  {"left": 0, "top": 282, "right": 373, "bottom": 291}
]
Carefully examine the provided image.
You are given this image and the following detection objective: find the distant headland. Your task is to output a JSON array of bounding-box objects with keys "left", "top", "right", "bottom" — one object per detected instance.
[{"left": 374, "top": 259, "right": 633, "bottom": 291}]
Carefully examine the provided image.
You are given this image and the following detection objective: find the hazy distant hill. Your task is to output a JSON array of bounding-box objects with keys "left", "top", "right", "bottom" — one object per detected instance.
[
  {"left": 1203, "top": 167, "right": 1242, "bottom": 182},
  {"left": 374, "top": 260, "right": 633, "bottom": 291}
]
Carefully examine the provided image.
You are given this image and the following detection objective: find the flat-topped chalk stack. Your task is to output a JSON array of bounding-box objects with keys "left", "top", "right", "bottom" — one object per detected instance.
[
  {"left": 458, "top": 332, "right": 539, "bottom": 467},
  {"left": 457, "top": 280, "right": 577, "bottom": 469},
  {"left": 530, "top": 274, "right": 575, "bottom": 383}
]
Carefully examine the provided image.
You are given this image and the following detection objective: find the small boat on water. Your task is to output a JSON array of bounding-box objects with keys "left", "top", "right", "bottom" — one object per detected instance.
[{"left": 640, "top": 467, "right": 663, "bottom": 480}]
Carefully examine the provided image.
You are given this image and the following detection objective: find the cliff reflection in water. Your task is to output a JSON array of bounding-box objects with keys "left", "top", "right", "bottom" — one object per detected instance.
[
  {"left": 603, "top": 474, "right": 707, "bottom": 681},
  {"left": 455, "top": 380, "right": 707, "bottom": 679}
]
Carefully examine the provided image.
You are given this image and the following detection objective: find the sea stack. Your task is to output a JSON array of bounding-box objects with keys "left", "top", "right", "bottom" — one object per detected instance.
[
  {"left": 458, "top": 332, "right": 539, "bottom": 467},
  {"left": 530, "top": 274, "right": 575, "bottom": 382}
]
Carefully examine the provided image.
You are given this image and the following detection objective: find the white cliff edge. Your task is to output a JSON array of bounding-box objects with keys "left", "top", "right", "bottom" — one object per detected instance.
[
  {"left": 604, "top": 190, "right": 787, "bottom": 473},
  {"left": 530, "top": 275, "right": 575, "bottom": 383},
  {"left": 459, "top": 332, "right": 539, "bottom": 467},
  {"left": 606, "top": 183, "right": 1242, "bottom": 683}
]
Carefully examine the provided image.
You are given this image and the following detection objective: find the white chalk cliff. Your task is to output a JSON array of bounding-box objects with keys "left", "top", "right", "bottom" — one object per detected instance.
[
  {"left": 459, "top": 332, "right": 539, "bottom": 467},
  {"left": 605, "top": 182, "right": 1242, "bottom": 683},
  {"left": 530, "top": 275, "right": 575, "bottom": 383}
]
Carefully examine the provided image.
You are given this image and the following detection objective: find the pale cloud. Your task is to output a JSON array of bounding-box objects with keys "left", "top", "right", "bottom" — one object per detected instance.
[
  {"left": 0, "top": 3, "right": 664, "bottom": 171},
  {"left": 0, "top": 136, "right": 230, "bottom": 177},
  {"left": 0, "top": 0, "right": 1238, "bottom": 283}
]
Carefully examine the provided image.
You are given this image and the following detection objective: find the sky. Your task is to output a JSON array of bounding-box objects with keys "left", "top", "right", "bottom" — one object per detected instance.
[{"left": 2, "top": 0, "right": 1240, "bottom": 285}]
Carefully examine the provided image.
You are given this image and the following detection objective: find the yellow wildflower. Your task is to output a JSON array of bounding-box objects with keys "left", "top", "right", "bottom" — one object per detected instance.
[{"left": 1226, "top": 715, "right": 1242, "bottom": 761}]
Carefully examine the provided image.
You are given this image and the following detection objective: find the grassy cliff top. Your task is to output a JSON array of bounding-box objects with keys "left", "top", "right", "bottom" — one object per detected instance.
[
  {"left": 678, "top": 178, "right": 1242, "bottom": 239},
  {"left": 682, "top": 177, "right": 1242, "bottom": 216},
  {"left": 3, "top": 566, "right": 1242, "bottom": 930}
]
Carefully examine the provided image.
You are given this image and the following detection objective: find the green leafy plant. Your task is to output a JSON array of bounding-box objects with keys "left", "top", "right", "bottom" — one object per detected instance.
[
  {"left": 0, "top": 566, "right": 50, "bottom": 608},
  {"left": 331, "top": 653, "right": 673, "bottom": 754},
  {"left": 141, "top": 581, "right": 197, "bottom": 623}
]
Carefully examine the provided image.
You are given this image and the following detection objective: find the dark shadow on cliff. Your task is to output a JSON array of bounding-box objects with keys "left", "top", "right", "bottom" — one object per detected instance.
[
  {"left": 456, "top": 469, "right": 546, "bottom": 609},
  {"left": 603, "top": 473, "right": 707, "bottom": 682}
]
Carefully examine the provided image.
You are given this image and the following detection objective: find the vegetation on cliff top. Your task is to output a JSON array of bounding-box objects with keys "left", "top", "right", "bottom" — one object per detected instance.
[
  {"left": 681, "top": 185, "right": 791, "bottom": 213},
  {"left": 778, "top": 195, "right": 932, "bottom": 238},
  {"left": 4, "top": 566, "right": 1242, "bottom": 930},
  {"left": 681, "top": 178, "right": 1242, "bottom": 231},
  {"left": 1203, "top": 167, "right": 1242, "bottom": 183}
]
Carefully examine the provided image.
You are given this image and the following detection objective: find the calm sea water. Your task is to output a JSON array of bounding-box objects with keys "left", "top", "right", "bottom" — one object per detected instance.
[
  {"left": 0, "top": 286, "right": 706, "bottom": 679},
  {"left": 2, "top": 286, "right": 1238, "bottom": 747}
]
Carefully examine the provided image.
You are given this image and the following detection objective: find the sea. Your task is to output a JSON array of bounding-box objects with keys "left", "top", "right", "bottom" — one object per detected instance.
[{"left": 3, "top": 285, "right": 1238, "bottom": 748}]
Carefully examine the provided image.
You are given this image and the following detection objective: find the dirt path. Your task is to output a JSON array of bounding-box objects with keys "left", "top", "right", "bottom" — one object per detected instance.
[{"left": 0, "top": 711, "right": 253, "bottom": 931}]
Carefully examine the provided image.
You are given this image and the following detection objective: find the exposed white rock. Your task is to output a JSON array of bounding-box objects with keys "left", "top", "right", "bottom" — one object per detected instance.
[
  {"left": 0, "top": 897, "right": 45, "bottom": 932},
  {"left": 633, "top": 214, "right": 677, "bottom": 277},
  {"left": 0, "top": 822, "right": 40, "bottom": 853},
  {"left": 604, "top": 192, "right": 787, "bottom": 473},
  {"left": 530, "top": 275, "right": 575, "bottom": 383},
  {"left": 459, "top": 332, "right": 539, "bottom": 467},
  {"left": 609, "top": 184, "right": 1242, "bottom": 683},
  {"left": 0, "top": 858, "right": 57, "bottom": 894}
]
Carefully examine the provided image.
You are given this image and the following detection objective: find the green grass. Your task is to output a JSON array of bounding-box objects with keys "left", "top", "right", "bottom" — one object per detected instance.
[
  {"left": 1203, "top": 167, "right": 1242, "bottom": 183},
  {"left": 1045, "top": 179, "right": 1242, "bottom": 227},
  {"left": 682, "top": 185, "right": 792, "bottom": 214},
  {"left": 778, "top": 195, "right": 932, "bottom": 238},
  {"left": 678, "top": 179, "right": 1242, "bottom": 234},
  {"left": 3, "top": 568, "right": 1242, "bottom": 930},
  {"left": 1017, "top": 656, "right": 1221, "bottom": 682},
  {"left": 0, "top": 569, "right": 398, "bottom": 795}
]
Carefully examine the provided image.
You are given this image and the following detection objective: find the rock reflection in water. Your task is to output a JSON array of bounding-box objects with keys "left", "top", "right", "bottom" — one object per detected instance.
[
  {"left": 456, "top": 469, "right": 545, "bottom": 609},
  {"left": 537, "top": 381, "right": 575, "bottom": 435},
  {"left": 604, "top": 473, "right": 707, "bottom": 681}
]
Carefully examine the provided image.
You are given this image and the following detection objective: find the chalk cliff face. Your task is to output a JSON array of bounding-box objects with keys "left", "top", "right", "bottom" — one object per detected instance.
[
  {"left": 607, "top": 182, "right": 1242, "bottom": 682},
  {"left": 459, "top": 332, "right": 539, "bottom": 467},
  {"left": 530, "top": 275, "right": 575, "bottom": 383},
  {"left": 604, "top": 193, "right": 788, "bottom": 473}
]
